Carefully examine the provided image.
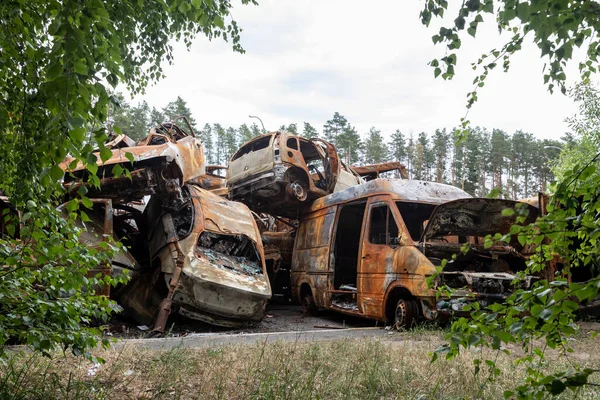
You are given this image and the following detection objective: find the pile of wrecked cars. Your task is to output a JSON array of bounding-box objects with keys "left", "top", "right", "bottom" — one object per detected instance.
[
  {"left": 59, "top": 117, "right": 271, "bottom": 332},
  {"left": 2, "top": 119, "right": 553, "bottom": 333}
]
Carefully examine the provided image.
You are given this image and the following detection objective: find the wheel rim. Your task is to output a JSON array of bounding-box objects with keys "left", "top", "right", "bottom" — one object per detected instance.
[
  {"left": 395, "top": 300, "right": 408, "bottom": 326},
  {"left": 289, "top": 181, "right": 307, "bottom": 201}
]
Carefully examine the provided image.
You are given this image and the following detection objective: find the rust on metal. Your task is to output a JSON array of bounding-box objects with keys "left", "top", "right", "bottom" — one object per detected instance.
[
  {"left": 289, "top": 178, "right": 540, "bottom": 327},
  {"left": 142, "top": 184, "right": 271, "bottom": 328},
  {"left": 352, "top": 161, "right": 408, "bottom": 180},
  {"left": 61, "top": 117, "right": 205, "bottom": 203},
  {"left": 227, "top": 131, "right": 362, "bottom": 218}
]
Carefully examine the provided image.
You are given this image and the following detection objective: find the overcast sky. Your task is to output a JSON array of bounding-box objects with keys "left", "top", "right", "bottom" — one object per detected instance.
[{"left": 131, "top": 0, "right": 587, "bottom": 141}]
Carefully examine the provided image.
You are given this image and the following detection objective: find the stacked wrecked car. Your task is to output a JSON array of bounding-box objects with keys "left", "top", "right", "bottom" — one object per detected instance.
[
  {"left": 52, "top": 122, "right": 546, "bottom": 331},
  {"left": 61, "top": 118, "right": 271, "bottom": 331},
  {"left": 227, "top": 132, "right": 542, "bottom": 328}
]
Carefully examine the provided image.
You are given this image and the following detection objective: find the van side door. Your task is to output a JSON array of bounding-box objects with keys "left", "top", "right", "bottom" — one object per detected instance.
[{"left": 358, "top": 196, "right": 402, "bottom": 318}]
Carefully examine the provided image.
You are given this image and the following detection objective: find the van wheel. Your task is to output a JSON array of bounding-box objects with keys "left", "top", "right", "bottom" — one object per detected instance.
[
  {"left": 302, "top": 291, "right": 317, "bottom": 315},
  {"left": 394, "top": 298, "right": 418, "bottom": 329},
  {"left": 287, "top": 181, "right": 308, "bottom": 202}
]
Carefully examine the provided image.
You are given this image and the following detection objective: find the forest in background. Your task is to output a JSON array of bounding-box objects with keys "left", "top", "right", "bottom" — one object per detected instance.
[{"left": 111, "top": 94, "right": 565, "bottom": 200}]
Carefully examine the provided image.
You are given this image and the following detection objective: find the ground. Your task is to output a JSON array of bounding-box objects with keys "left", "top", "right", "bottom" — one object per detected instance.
[
  {"left": 106, "top": 303, "right": 377, "bottom": 339},
  {"left": 3, "top": 304, "right": 600, "bottom": 399}
]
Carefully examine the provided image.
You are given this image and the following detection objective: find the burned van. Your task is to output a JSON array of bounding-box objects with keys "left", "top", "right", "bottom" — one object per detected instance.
[
  {"left": 290, "top": 179, "right": 538, "bottom": 328},
  {"left": 227, "top": 132, "right": 362, "bottom": 218},
  {"left": 142, "top": 184, "right": 271, "bottom": 328}
]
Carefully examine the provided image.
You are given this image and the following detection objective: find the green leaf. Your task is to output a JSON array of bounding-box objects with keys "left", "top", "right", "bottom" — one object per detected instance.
[
  {"left": 111, "top": 164, "right": 124, "bottom": 178},
  {"left": 50, "top": 165, "right": 64, "bottom": 181},
  {"left": 81, "top": 196, "right": 93, "bottom": 209},
  {"left": 99, "top": 147, "right": 113, "bottom": 163},
  {"left": 502, "top": 208, "right": 515, "bottom": 216},
  {"left": 549, "top": 379, "right": 566, "bottom": 395},
  {"left": 124, "top": 152, "right": 135, "bottom": 164},
  {"left": 73, "top": 60, "right": 88, "bottom": 75}
]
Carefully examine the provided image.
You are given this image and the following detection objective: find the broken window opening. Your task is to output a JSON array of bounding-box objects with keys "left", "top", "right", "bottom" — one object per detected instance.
[
  {"left": 172, "top": 203, "right": 194, "bottom": 239},
  {"left": 300, "top": 140, "right": 327, "bottom": 189},
  {"left": 231, "top": 136, "right": 271, "bottom": 161},
  {"left": 333, "top": 202, "right": 366, "bottom": 290},
  {"left": 369, "top": 205, "right": 399, "bottom": 246},
  {"left": 196, "top": 232, "right": 262, "bottom": 276},
  {"left": 395, "top": 202, "right": 436, "bottom": 241},
  {"left": 286, "top": 137, "right": 298, "bottom": 150}
]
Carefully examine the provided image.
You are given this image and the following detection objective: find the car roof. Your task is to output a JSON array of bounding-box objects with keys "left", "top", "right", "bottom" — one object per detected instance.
[{"left": 306, "top": 178, "right": 472, "bottom": 212}]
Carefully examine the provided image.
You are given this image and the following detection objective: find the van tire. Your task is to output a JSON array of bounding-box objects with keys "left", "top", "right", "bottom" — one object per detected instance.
[
  {"left": 394, "top": 298, "right": 418, "bottom": 329},
  {"left": 302, "top": 290, "right": 317, "bottom": 315}
]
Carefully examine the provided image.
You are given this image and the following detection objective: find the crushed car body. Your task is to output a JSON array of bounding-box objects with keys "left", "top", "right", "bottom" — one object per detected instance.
[
  {"left": 57, "top": 118, "right": 274, "bottom": 330},
  {"left": 197, "top": 165, "right": 228, "bottom": 197},
  {"left": 138, "top": 184, "right": 271, "bottom": 328},
  {"left": 61, "top": 117, "right": 205, "bottom": 203},
  {"left": 227, "top": 131, "right": 363, "bottom": 218},
  {"left": 289, "top": 178, "right": 539, "bottom": 327},
  {"left": 352, "top": 161, "right": 408, "bottom": 180}
]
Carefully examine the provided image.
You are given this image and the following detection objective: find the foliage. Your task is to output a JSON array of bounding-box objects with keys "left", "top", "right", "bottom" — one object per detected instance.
[
  {"left": 302, "top": 122, "right": 319, "bottom": 139},
  {"left": 554, "top": 83, "right": 600, "bottom": 183},
  {"left": 363, "top": 127, "right": 387, "bottom": 164},
  {"left": 0, "top": 0, "right": 254, "bottom": 359},
  {"left": 420, "top": 0, "right": 600, "bottom": 136},
  {"left": 434, "top": 152, "right": 600, "bottom": 397}
]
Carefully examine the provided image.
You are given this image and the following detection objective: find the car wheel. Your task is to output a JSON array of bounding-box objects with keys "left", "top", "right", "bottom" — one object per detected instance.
[
  {"left": 288, "top": 180, "right": 308, "bottom": 201},
  {"left": 394, "top": 298, "right": 418, "bottom": 329},
  {"left": 302, "top": 291, "right": 317, "bottom": 315}
]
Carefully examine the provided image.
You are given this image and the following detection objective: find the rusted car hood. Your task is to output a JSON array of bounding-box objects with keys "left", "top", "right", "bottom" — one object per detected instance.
[
  {"left": 421, "top": 198, "right": 539, "bottom": 240},
  {"left": 192, "top": 186, "right": 261, "bottom": 242},
  {"left": 62, "top": 138, "right": 201, "bottom": 175}
]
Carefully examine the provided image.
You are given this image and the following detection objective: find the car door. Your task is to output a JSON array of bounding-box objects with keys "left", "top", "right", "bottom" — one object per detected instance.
[
  {"left": 310, "top": 138, "right": 340, "bottom": 193},
  {"left": 358, "top": 196, "right": 402, "bottom": 318}
]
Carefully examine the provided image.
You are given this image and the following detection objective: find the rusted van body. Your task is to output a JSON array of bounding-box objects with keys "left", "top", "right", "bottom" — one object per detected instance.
[
  {"left": 227, "top": 132, "right": 362, "bottom": 218},
  {"left": 143, "top": 184, "right": 271, "bottom": 327},
  {"left": 290, "top": 179, "right": 538, "bottom": 327}
]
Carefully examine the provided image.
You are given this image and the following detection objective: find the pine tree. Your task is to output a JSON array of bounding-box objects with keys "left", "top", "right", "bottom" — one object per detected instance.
[
  {"left": 282, "top": 123, "right": 298, "bottom": 134},
  {"left": 451, "top": 136, "right": 466, "bottom": 189},
  {"left": 162, "top": 96, "right": 197, "bottom": 134},
  {"left": 213, "top": 123, "right": 226, "bottom": 164},
  {"left": 108, "top": 93, "right": 132, "bottom": 135},
  {"left": 406, "top": 133, "right": 415, "bottom": 179},
  {"left": 364, "top": 127, "right": 387, "bottom": 164},
  {"left": 337, "top": 124, "right": 362, "bottom": 164},
  {"left": 416, "top": 132, "right": 433, "bottom": 180},
  {"left": 432, "top": 129, "right": 449, "bottom": 183},
  {"left": 490, "top": 129, "right": 510, "bottom": 195},
  {"left": 250, "top": 122, "right": 262, "bottom": 137},
  {"left": 323, "top": 112, "right": 348, "bottom": 145},
  {"left": 389, "top": 129, "right": 407, "bottom": 166},
  {"left": 201, "top": 123, "right": 215, "bottom": 164},
  {"left": 149, "top": 107, "right": 165, "bottom": 126},
  {"left": 302, "top": 122, "right": 318, "bottom": 138},
  {"left": 238, "top": 123, "right": 253, "bottom": 145},
  {"left": 223, "top": 127, "right": 238, "bottom": 162}
]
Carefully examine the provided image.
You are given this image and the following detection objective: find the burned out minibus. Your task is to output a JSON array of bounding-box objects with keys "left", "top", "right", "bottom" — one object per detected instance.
[{"left": 290, "top": 179, "right": 538, "bottom": 328}]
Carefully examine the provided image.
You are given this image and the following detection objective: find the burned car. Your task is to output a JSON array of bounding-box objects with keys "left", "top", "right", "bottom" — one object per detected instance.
[
  {"left": 197, "top": 165, "right": 228, "bottom": 197},
  {"left": 290, "top": 178, "right": 538, "bottom": 328},
  {"left": 128, "top": 184, "right": 272, "bottom": 329},
  {"left": 352, "top": 161, "right": 408, "bottom": 180},
  {"left": 227, "top": 131, "right": 363, "bottom": 218},
  {"left": 61, "top": 117, "right": 205, "bottom": 203}
]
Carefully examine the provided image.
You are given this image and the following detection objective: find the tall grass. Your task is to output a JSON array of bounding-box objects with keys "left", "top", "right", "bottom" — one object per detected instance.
[{"left": 1, "top": 333, "right": 599, "bottom": 399}]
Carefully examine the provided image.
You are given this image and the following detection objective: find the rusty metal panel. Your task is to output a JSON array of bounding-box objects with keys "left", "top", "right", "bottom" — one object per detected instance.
[{"left": 352, "top": 162, "right": 408, "bottom": 180}]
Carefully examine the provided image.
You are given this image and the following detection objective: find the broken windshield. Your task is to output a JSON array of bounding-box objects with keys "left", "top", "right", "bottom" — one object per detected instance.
[{"left": 395, "top": 202, "right": 437, "bottom": 241}]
